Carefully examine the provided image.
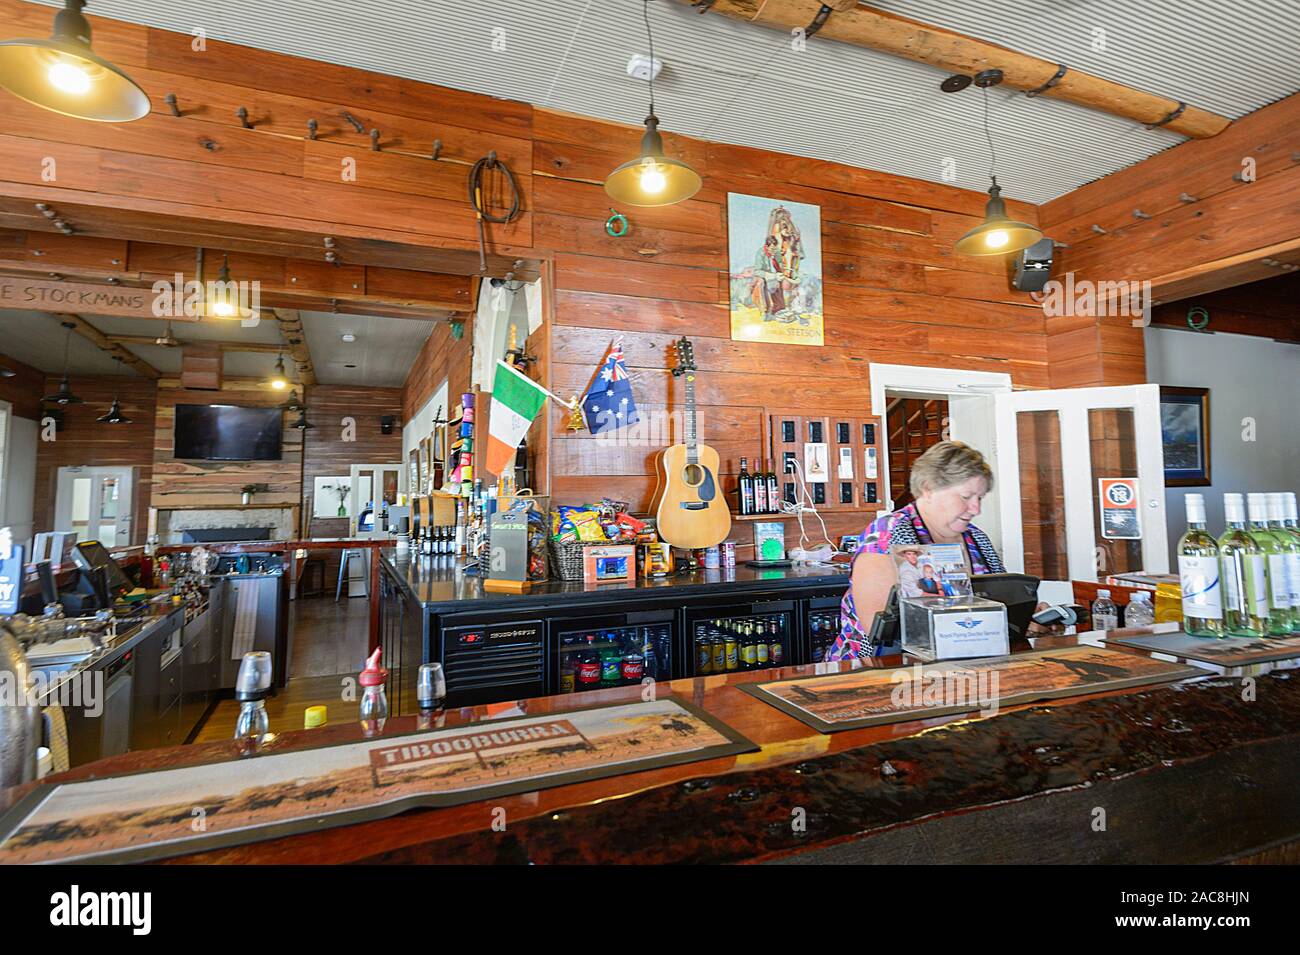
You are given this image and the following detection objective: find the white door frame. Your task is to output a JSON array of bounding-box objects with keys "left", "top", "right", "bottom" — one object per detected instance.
[
  {"left": 54, "top": 465, "right": 135, "bottom": 545},
  {"left": 994, "top": 383, "right": 1168, "bottom": 581},
  {"left": 869, "top": 362, "right": 1013, "bottom": 552},
  {"left": 348, "top": 463, "right": 405, "bottom": 537}
]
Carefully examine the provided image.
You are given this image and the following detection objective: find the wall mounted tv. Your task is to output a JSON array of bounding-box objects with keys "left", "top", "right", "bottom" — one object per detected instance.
[{"left": 174, "top": 404, "right": 283, "bottom": 461}]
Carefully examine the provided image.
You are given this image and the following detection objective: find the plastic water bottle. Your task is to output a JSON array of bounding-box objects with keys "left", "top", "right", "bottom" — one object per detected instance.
[
  {"left": 1125, "top": 590, "right": 1155, "bottom": 628},
  {"left": 1092, "top": 589, "right": 1119, "bottom": 632}
]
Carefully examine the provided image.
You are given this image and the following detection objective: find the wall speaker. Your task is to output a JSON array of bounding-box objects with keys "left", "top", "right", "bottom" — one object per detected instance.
[
  {"left": 380, "top": 415, "right": 395, "bottom": 435},
  {"left": 1012, "top": 237, "right": 1055, "bottom": 292}
]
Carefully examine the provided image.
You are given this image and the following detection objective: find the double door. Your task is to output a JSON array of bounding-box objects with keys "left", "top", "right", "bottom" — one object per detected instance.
[{"left": 54, "top": 466, "right": 134, "bottom": 546}]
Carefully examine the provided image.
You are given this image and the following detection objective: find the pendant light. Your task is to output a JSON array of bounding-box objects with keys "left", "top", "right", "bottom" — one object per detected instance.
[
  {"left": 0, "top": 1, "right": 150, "bottom": 122},
  {"left": 264, "top": 352, "right": 289, "bottom": 391},
  {"left": 292, "top": 408, "right": 314, "bottom": 431},
  {"left": 604, "top": 0, "right": 701, "bottom": 207},
  {"left": 42, "top": 321, "right": 84, "bottom": 405},
  {"left": 154, "top": 320, "right": 180, "bottom": 347},
  {"left": 96, "top": 356, "right": 131, "bottom": 424},
  {"left": 281, "top": 389, "right": 304, "bottom": 413},
  {"left": 954, "top": 71, "right": 1043, "bottom": 256}
]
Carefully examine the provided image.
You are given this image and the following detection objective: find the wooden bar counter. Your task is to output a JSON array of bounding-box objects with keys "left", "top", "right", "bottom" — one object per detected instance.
[{"left": 5, "top": 624, "right": 1298, "bottom": 865}]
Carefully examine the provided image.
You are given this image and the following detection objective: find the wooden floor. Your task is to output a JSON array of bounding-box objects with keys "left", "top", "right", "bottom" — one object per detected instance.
[{"left": 192, "top": 595, "right": 368, "bottom": 743}]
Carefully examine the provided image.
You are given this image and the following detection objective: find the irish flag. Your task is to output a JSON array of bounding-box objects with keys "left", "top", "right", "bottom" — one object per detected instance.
[{"left": 485, "top": 360, "right": 549, "bottom": 476}]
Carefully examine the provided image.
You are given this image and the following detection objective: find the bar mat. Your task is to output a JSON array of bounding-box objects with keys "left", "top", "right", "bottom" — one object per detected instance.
[
  {"left": 737, "top": 645, "right": 1202, "bottom": 733},
  {"left": 1106, "top": 630, "right": 1300, "bottom": 667},
  {"left": 0, "top": 696, "right": 754, "bottom": 864}
]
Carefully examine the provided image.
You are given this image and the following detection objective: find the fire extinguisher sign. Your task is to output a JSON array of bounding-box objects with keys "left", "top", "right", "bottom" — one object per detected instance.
[{"left": 1098, "top": 478, "right": 1142, "bottom": 540}]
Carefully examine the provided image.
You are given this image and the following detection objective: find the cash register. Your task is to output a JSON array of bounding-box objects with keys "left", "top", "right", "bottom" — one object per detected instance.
[{"left": 67, "top": 540, "right": 157, "bottom": 612}]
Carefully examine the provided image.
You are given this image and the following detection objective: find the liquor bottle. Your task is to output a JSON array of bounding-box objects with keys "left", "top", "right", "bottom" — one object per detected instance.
[
  {"left": 1219, "top": 493, "right": 1268, "bottom": 637},
  {"left": 753, "top": 459, "right": 769, "bottom": 514},
  {"left": 738, "top": 458, "right": 755, "bottom": 516},
  {"left": 1280, "top": 492, "right": 1300, "bottom": 633},
  {"left": 1264, "top": 493, "right": 1300, "bottom": 633},
  {"left": 1176, "top": 493, "right": 1224, "bottom": 637},
  {"left": 1246, "top": 493, "right": 1292, "bottom": 635}
]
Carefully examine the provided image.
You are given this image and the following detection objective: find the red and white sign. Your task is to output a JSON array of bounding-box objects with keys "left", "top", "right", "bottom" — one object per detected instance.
[{"left": 1098, "top": 478, "right": 1141, "bottom": 540}]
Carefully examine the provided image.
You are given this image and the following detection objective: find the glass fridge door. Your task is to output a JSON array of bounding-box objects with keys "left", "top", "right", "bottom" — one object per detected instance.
[
  {"left": 689, "top": 609, "right": 792, "bottom": 677},
  {"left": 556, "top": 621, "right": 673, "bottom": 697}
]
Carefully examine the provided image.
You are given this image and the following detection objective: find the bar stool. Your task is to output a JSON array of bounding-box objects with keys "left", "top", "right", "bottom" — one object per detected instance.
[{"left": 335, "top": 548, "right": 367, "bottom": 601}]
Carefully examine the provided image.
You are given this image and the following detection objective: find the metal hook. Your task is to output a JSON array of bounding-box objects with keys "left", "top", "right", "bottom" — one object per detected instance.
[
  {"left": 370, "top": 129, "right": 381, "bottom": 151},
  {"left": 341, "top": 111, "right": 365, "bottom": 134},
  {"left": 164, "top": 93, "right": 181, "bottom": 117},
  {"left": 431, "top": 139, "right": 442, "bottom": 160},
  {"left": 306, "top": 119, "right": 318, "bottom": 140},
  {"left": 236, "top": 106, "right": 253, "bottom": 129}
]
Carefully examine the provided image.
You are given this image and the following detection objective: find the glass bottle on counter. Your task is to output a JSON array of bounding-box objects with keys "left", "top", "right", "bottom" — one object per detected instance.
[
  {"left": 1176, "top": 493, "right": 1224, "bottom": 637},
  {"left": 738, "top": 458, "right": 755, "bottom": 516},
  {"left": 358, "top": 647, "right": 389, "bottom": 736},
  {"left": 753, "top": 459, "right": 768, "bottom": 514},
  {"left": 765, "top": 463, "right": 780, "bottom": 514},
  {"left": 233, "top": 651, "right": 273, "bottom": 744},
  {"left": 1245, "top": 493, "right": 1291, "bottom": 635},
  {"left": 1219, "top": 493, "right": 1268, "bottom": 637},
  {"left": 1257, "top": 493, "right": 1299, "bottom": 633},
  {"left": 1280, "top": 493, "right": 1300, "bottom": 633}
]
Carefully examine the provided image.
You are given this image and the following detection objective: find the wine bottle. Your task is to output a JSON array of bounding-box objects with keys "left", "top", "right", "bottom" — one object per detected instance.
[
  {"left": 1219, "top": 493, "right": 1268, "bottom": 637},
  {"left": 1280, "top": 492, "right": 1300, "bottom": 633},
  {"left": 1246, "top": 493, "right": 1292, "bottom": 635},
  {"left": 753, "top": 458, "right": 769, "bottom": 514},
  {"left": 1265, "top": 493, "right": 1300, "bottom": 633},
  {"left": 1176, "top": 493, "right": 1224, "bottom": 638},
  {"left": 738, "top": 457, "right": 754, "bottom": 516},
  {"left": 765, "top": 464, "right": 780, "bottom": 514}
]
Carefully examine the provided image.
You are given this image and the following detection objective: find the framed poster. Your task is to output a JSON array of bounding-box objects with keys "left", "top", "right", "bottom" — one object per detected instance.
[
  {"left": 408, "top": 449, "right": 419, "bottom": 499},
  {"left": 1159, "top": 386, "right": 1211, "bottom": 487},
  {"left": 418, "top": 438, "right": 431, "bottom": 495},
  {"left": 727, "top": 193, "right": 823, "bottom": 346}
]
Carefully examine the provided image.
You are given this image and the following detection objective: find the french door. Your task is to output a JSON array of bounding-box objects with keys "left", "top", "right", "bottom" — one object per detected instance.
[
  {"left": 349, "top": 463, "right": 405, "bottom": 536},
  {"left": 54, "top": 466, "right": 135, "bottom": 546},
  {"left": 993, "top": 384, "right": 1168, "bottom": 586}
]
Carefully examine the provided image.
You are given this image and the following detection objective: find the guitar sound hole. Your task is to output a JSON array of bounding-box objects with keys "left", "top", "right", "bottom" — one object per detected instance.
[{"left": 682, "top": 464, "right": 705, "bottom": 487}]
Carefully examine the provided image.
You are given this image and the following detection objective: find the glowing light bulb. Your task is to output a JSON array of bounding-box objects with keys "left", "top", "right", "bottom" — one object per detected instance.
[
  {"left": 271, "top": 379, "right": 287, "bottom": 390},
  {"left": 984, "top": 229, "right": 1010, "bottom": 249},
  {"left": 210, "top": 298, "right": 236, "bottom": 318},
  {"left": 47, "top": 60, "right": 91, "bottom": 95},
  {"left": 639, "top": 162, "right": 666, "bottom": 195}
]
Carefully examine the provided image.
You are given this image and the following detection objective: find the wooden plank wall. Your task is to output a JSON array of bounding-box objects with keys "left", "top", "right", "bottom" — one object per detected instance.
[
  {"left": 530, "top": 109, "right": 1047, "bottom": 545},
  {"left": 152, "top": 379, "right": 301, "bottom": 513},
  {"left": 302, "top": 384, "right": 403, "bottom": 579},
  {"left": 31, "top": 375, "right": 157, "bottom": 545},
  {"left": 0, "top": 349, "right": 43, "bottom": 420}
]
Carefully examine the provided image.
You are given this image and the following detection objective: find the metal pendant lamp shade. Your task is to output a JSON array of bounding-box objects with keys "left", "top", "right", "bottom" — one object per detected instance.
[
  {"left": 954, "top": 178, "right": 1043, "bottom": 256},
  {"left": 96, "top": 355, "right": 131, "bottom": 423},
  {"left": 604, "top": 115, "right": 702, "bottom": 207},
  {"left": 282, "top": 389, "right": 304, "bottom": 413},
  {"left": 43, "top": 322, "right": 83, "bottom": 404},
  {"left": 0, "top": 1, "right": 150, "bottom": 123},
  {"left": 293, "top": 409, "right": 315, "bottom": 431}
]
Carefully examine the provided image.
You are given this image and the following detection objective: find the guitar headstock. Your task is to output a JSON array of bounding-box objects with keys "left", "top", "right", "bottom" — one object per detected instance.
[{"left": 672, "top": 337, "right": 697, "bottom": 378}]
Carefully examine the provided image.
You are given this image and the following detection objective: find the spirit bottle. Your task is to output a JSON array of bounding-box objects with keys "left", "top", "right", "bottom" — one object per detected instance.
[
  {"left": 1176, "top": 493, "right": 1224, "bottom": 638},
  {"left": 753, "top": 458, "right": 769, "bottom": 514},
  {"left": 1247, "top": 493, "right": 1292, "bottom": 635},
  {"left": 765, "top": 464, "right": 780, "bottom": 514},
  {"left": 1219, "top": 493, "right": 1268, "bottom": 637},
  {"left": 737, "top": 458, "right": 755, "bottom": 516}
]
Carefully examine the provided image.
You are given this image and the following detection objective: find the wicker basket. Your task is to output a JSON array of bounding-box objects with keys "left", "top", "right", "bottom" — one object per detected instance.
[{"left": 548, "top": 537, "right": 592, "bottom": 581}]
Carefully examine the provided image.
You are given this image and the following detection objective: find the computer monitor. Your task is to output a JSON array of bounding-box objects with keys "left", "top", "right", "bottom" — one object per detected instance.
[
  {"left": 70, "top": 539, "right": 134, "bottom": 600},
  {"left": 971, "top": 573, "right": 1041, "bottom": 642}
]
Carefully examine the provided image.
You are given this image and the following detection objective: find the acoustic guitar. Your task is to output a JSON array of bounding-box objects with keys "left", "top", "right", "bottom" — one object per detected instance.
[{"left": 653, "top": 337, "right": 732, "bottom": 549}]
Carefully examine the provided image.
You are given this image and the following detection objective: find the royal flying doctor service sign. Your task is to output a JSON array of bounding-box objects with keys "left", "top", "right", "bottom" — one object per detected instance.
[{"left": 1099, "top": 478, "right": 1142, "bottom": 540}]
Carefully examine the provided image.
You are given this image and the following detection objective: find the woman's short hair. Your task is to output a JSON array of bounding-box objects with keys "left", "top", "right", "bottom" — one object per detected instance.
[{"left": 908, "top": 440, "right": 994, "bottom": 498}]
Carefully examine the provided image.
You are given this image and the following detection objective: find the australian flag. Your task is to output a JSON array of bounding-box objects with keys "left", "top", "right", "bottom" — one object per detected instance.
[{"left": 582, "top": 339, "right": 640, "bottom": 434}]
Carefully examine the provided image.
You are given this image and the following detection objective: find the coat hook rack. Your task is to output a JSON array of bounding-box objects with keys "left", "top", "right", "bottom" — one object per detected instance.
[
  {"left": 236, "top": 106, "right": 253, "bottom": 129},
  {"left": 370, "top": 128, "right": 381, "bottom": 151},
  {"left": 164, "top": 93, "right": 181, "bottom": 117},
  {"left": 306, "top": 119, "right": 318, "bottom": 140},
  {"left": 1132, "top": 209, "right": 1152, "bottom": 219},
  {"left": 341, "top": 111, "right": 365, "bottom": 134},
  {"left": 1178, "top": 192, "right": 1198, "bottom": 203},
  {"left": 1090, "top": 224, "right": 1107, "bottom": 235}
]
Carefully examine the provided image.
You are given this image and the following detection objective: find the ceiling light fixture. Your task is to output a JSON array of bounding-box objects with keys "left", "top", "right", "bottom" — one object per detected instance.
[
  {"left": 292, "top": 408, "right": 314, "bottom": 431},
  {"left": 604, "top": 0, "right": 701, "bottom": 207},
  {"left": 281, "top": 389, "right": 303, "bottom": 413},
  {"left": 266, "top": 352, "right": 289, "bottom": 391},
  {"left": 154, "top": 320, "right": 180, "bottom": 347},
  {"left": 340, "top": 333, "right": 356, "bottom": 343},
  {"left": 0, "top": 0, "right": 150, "bottom": 122},
  {"left": 96, "top": 355, "right": 131, "bottom": 424},
  {"left": 0, "top": 365, "right": 16, "bottom": 378},
  {"left": 42, "top": 321, "right": 84, "bottom": 405},
  {"left": 954, "top": 70, "right": 1044, "bottom": 257}
]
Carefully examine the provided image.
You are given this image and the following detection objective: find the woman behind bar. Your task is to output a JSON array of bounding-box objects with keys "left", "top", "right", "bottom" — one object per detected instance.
[{"left": 827, "top": 441, "right": 1005, "bottom": 661}]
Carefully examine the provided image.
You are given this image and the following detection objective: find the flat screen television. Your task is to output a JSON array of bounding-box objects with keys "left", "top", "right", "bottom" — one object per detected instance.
[{"left": 174, "top": 403, "right": 283, "bottom": 461}]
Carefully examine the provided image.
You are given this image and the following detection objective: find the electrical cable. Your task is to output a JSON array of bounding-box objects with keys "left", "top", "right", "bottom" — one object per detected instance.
[
  {"left": 777, "top": 457, "right": 836, "bottom": 560},
  {"left": 468, "top": 152, "right": 522, "bottom": 272}
]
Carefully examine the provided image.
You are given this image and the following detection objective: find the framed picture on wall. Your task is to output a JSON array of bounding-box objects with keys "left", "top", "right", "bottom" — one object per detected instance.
[
  {"left": 1159, "top": 386, "right": 1211, "bottom": 487},
  {"left": 408, "top": 449, "right": 419, "bottom": 500}
]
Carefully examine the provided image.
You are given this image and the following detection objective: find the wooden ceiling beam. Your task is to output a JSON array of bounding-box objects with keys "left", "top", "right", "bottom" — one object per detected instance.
[
  {"left": 54, "top": 313, "right": 162, "bottom": 379},
  {"left": 271, "top": 309, "right": 316, "bottom": 387},
  {"left": 683, "top": 0, "right": 1230, "bottom": 139},
  {"left": 106, "top": 334, "right": 285, "bottom": 354}
]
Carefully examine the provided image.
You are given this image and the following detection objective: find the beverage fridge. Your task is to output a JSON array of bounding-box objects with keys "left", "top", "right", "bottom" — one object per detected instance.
[
  {"left": 683, "top": 598, "right": 795, "bottom": 677},
  {"left": 804, "top": 594, "right": 844, "bottom": 664},
  {"left": 552, "top": 609, "right": 675, "bottom": 697}
]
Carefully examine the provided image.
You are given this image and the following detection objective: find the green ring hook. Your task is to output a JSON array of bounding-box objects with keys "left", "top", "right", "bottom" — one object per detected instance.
[
  {"left": 1186, "top": 306, "right": 1209, "bottom": 331},
  {"left": 605, "top": 209, "right": 629, "bottom": 238}
]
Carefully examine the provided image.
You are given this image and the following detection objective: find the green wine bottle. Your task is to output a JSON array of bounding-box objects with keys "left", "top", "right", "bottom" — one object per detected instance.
[
  {"left": 1266, "top": 493, "right": 1300, "bottom": 634},
  {"left": 1176, "top": 493, "right": 1224, "bottom": 638},
  {"left": 1247, "top": 493, "right": 1292, "bottom": 635},
  {"left": 1219, "top": 493, "right": 1268, "bottom": 637}
]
